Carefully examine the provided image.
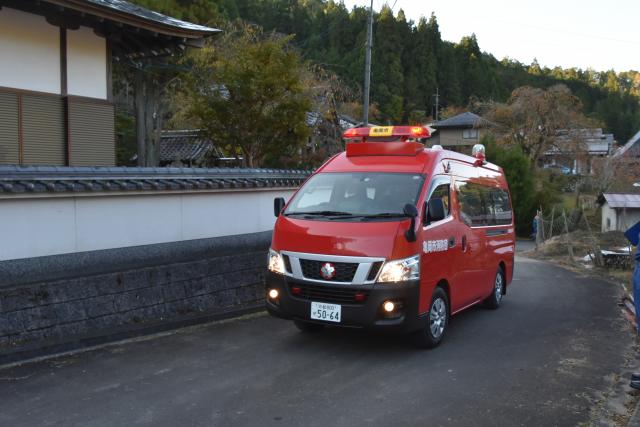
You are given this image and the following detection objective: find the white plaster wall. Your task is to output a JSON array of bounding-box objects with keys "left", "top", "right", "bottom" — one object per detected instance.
[
  {"left": 0, "top": 190, "right": 296, "bottom": 261},
  {"left": 66, "top": 26, "right": 107, "bottom": 99},
  {"left": 601, "top": 204, "right": 640, "bottom": 232},
  {"left": 617, "top": 209, "right": 640, "bottom": 232},
  {"left": 0, "top": 7, "right": 60, "bottom": 94},
  {"left": 601, "top": 203, "right": 617, "bottom": 232}
]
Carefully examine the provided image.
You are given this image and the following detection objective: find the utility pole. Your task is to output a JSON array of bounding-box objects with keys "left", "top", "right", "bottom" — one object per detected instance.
[
  {"left": 362, "top": 0, "right": 373, "bottom": 126},
  {"left": 433, "top": 88, "right": 440, "bottom": 121}
]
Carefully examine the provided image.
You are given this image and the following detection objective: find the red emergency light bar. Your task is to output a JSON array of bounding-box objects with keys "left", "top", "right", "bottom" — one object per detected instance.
[
  {"left": 343, "top": 125, "right": 430, "bottom": 141},
  {"left": 346, "top": 141, "right": 424, "bottom": 157}
]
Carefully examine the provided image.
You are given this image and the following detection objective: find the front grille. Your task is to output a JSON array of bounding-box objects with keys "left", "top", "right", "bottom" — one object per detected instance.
[
  {"left": 289, "top": 283, "right": 370, "bottom": 304},
  {"left": 367, "top": 261, "right": 383, "bottom": 281},
  {"left": 299, "top": 259, "right": 358, "bottom": 282},
  {"left": 282, "top": 254, "right": 292, "bottom": 273}
]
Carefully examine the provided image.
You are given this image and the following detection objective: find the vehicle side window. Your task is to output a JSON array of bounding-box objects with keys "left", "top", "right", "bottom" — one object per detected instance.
[
  {"left": 456, "top": 182, "right": 487, "bottom": 226},
  {"left": 430, "top": 183, "right": 450, "bottom": 218},
  {"left": 456, "top": 181, "right": 512, "bottom": 227},
  {"left": 489, "top": 188, "right": 513, "bottom": 226}
]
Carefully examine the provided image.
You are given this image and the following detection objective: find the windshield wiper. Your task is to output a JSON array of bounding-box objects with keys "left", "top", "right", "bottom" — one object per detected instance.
[
  {"left": 360, "top": 212, "right": 405, "bottom": 218},
  {"left": 285, "top": 210, "right": 354, "bottom": 217}
]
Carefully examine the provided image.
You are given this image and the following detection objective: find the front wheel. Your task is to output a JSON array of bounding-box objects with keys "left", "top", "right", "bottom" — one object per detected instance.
[
  {"left": 484, "top": 268, "right": 505, "bottom": 309},
  {"left": 412, "top": 287, "right": 449, "bottom": 349}
]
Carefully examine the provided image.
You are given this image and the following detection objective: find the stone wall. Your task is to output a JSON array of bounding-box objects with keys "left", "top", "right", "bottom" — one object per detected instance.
[{"left": 0, "top": 231, "right": 271, "bottom": 363}]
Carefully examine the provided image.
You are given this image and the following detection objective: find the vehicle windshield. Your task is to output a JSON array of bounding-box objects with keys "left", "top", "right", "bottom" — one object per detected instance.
[{"left": 284, "top": 172, "right": 425, "bottom": 220}]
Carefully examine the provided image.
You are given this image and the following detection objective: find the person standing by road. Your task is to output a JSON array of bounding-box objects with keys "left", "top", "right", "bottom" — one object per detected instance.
[{"left": 624, "top": 220, "right": 640, "bottom": 389}]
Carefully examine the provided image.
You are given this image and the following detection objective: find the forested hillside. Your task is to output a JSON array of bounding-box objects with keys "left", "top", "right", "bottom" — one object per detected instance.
[{"left": 131, "top": 0, "right": 640, "bottom": 142}]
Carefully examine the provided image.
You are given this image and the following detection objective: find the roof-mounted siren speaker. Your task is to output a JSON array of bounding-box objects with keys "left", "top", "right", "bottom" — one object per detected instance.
[{"left": 472, "top": 144, "right": 486, "bottom": 166}]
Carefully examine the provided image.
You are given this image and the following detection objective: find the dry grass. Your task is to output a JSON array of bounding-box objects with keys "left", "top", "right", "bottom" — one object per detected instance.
[{"left": 526, "top": 230, "right": 634, "bottom": 293}]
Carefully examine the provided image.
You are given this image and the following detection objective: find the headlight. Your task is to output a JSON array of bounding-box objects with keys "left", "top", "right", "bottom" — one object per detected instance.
[
  {"left": 378, "top": 255, "right": 420, "bottom": 283},
  {"left": 268, "top": 249, "right": 285, "bottom": 274}
]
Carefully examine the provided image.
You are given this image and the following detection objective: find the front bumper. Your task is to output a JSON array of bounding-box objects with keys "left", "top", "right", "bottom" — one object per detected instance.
[{"left": 265, "top": 271, "right": 424, "bottom": 333}]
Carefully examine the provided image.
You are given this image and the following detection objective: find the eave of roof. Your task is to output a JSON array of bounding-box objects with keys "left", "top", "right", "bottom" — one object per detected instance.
[
  {"left": 602, "top": 193, "right": 640, "bottom": 209},
  {"left": 43, "top": 0, "right": 221, "bottom": 38},
  {"left": 614, "top": 129, "right": 640, "bottom": 157}
]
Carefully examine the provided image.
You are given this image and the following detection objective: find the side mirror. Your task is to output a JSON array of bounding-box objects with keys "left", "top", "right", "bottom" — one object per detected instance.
[
  {"left": 426, "top": 198, "right": 446, "bottom": 224},
  {"left": 274, "top": 197, "right": 285, "bottom": 217},
  {"left": 403, "top": 203, "right": 418, "bottom": 242}
]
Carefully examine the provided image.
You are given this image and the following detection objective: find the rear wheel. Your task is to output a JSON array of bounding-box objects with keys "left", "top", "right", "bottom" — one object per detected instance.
[
  {"left": 294, "top": 319, "right": 324, "bottom": 333},
  {"left": 412, "top": 287, "right": 449, "bottom": 349},
  {"left": 484, "top": 267, "right": 505, "bottom": 309}
]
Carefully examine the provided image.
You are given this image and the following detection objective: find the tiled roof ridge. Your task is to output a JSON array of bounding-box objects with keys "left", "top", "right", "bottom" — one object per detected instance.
[{"left": 0, "top": 166, "right": 311, "bottom": 195}]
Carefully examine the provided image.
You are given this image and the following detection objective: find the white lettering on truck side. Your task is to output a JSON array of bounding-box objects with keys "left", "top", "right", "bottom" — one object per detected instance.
[{"left": 423, "top": 239, "right": 448, "bottom": 253}]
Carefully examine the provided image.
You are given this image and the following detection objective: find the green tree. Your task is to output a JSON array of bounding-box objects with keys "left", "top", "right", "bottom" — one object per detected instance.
[
  {"left": 412, "top": 14, "right": 439, "bottom": 118},
  {"left": 182, "top": 24, "right": 312, "bottom": 167},
  {"left": 371, "top": 5, "right": 405, "bottom": 122},
  {"left": 125, "top": 0, "right": 640, "bottom": 143}
]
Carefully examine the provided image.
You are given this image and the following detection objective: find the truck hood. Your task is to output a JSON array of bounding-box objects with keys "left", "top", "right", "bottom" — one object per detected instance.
[{"left": 271, "top": 216, "right": 412, "bottom": 259}]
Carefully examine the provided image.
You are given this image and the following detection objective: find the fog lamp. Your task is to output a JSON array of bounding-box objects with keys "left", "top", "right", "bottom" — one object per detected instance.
[{"left": 383, "top": 301, "right": 395, "bottom": 313}]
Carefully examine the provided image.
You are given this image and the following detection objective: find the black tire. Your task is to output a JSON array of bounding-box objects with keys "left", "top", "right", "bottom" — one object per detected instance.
[
  {"left": 484, "top": 267, "right": 505, "bottom": 309},
  {"left": 411, "top": 287, "right": 449, "bottom": 349},
  {"left": 294, "top": 319, "right": 325, "bottom": 333}
]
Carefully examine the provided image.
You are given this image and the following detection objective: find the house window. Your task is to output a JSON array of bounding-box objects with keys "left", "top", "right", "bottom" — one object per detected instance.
[
  {"left": 0, "top": 90, "right": 65, "bottom": 165},
  {"left": 606, "top": 218, "right": 611, "bottom": 230},
  {"left": 463, "top": 129, "right": 479, "bottom": 139}
]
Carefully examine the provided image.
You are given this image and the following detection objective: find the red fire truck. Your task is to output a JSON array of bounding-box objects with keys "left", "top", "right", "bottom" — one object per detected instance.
[{"left": 266, "top": 126, "right": 515, "bottom": 348}]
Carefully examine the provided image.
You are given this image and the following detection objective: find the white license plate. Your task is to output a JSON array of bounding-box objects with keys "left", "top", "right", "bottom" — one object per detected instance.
[{"left": 310, "top": 301, "right": 341, "bottom": 323}]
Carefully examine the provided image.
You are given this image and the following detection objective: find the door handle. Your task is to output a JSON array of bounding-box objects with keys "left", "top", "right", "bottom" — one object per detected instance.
[{"left": 461, "top": 235, "right": 467, "bottom": 252}]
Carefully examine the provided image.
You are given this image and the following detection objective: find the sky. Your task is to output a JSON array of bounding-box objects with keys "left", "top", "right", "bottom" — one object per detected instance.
[{"left": 341, "top": 0, "right": 639, "bottom": 72}]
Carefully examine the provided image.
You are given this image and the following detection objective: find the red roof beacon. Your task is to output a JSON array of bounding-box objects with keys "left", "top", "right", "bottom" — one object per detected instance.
[
  {"left": 472, "top": 143, "right": 486, "bottom": 166},
  {"left": 266, "top": 124, "right": 515, "bottom": 349}
]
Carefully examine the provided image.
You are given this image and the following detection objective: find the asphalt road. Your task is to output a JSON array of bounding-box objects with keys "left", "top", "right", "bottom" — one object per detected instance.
[{"left": 0, "top": 255, "right": 636, "bottom": 426}]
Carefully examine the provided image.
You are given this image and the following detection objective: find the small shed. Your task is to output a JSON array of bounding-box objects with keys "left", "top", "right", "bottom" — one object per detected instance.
[
  {"left": 598, "top": 193, "right": 640, "bottom": 232},
  {"left": 159, "top": 130, "right": 240, "bottom": 167}
]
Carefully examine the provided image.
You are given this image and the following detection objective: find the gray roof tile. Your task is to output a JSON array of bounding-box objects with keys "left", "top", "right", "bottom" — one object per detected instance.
[
  {"left": 160, "top": 130, "right": 218, "bottom": 163},
  {"left": 603, "top": 193, "right": 640, "bottom": 208},
  {"left": 0, "top": 166, "right": 310, "bottom": 196},
  {"left": 82, "top": 0, "right": 220, "bottom": 34},
  {"left": 432, "top": 112, "right": 492, "bottom": 129}
]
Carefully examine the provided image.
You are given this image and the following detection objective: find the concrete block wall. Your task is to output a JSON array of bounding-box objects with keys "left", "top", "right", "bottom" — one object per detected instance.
[{"left": 0, "top": 232, "right": 272, "bottom": 361}]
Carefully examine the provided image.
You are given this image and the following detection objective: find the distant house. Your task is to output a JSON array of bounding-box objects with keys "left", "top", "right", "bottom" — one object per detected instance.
[
  {"left": 598, "top": 193, "right": 640, "bottom": 232},
  {"left": 159, "top": 130, "right": 239, "bottom": 167},
  {"left": 614, "top": 129, "right": 640, "bottom": 158},
  {"left": 306, "top": 112, "right": 359, "bottom": 156},
  {"left": 0, "top": 0, "right": 218, "bottom": 167},
  {"left": 429, "top": 112, "right": 493, "bottom": 151},
  {"left": 544, "top": 128, "right": 615, "bottom": 174}
]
